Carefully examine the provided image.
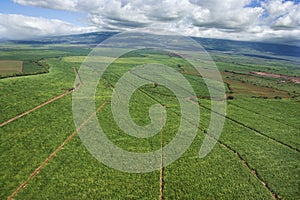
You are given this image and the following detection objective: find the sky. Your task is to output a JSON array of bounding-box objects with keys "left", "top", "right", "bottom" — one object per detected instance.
[{"left": 0, "top": 0, "right": 299, "bottom": 45}]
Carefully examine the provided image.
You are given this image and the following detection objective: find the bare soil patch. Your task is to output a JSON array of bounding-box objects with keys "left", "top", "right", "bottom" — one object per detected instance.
[
  {"left": 0, "top": 60, "right": 23, "bottom": 74},
  {"left": 250, "top": 71, "right": 300, "bottom": 84},
  {"left": 225, "top": 79, "right": 291, "bottom": 98}
]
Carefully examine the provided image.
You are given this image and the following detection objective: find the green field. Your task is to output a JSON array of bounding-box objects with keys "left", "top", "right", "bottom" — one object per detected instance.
[{"left": 0, "top": 46, "right": 299, "bottom": 199}]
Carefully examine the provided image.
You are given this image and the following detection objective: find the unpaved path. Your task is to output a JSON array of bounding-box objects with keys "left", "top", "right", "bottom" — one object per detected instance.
[
  {"left": 1, "top": 67, "right": 81, "bottom": 127},
  {"left": 0, "top": 91, "right": 72, "bottom": 127},
  {"left": 7, "top": 101, "right": 108, "bottom": 200},
  {"left": 159, "top": 106, "right": 166, "bottom": 200}
]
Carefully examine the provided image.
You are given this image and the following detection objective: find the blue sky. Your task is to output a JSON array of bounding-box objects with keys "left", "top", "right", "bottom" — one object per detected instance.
[
  {"left": 0, "top": 0, "right": 86, "bottom": 26},
  {"left": 0, "top": 0, "right": 299, "bottom": 45}
]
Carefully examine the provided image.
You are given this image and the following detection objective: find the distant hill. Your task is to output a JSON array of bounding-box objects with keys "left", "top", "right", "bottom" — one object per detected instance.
[
  {"left": 192, "top": 37, "right": 300, "bottom": 58},
  {"left": 8, "top": 32, "right": 118, "bottom": 45},
  {"left": 4, "top": 32, "right": 300, "bottom": 58}
]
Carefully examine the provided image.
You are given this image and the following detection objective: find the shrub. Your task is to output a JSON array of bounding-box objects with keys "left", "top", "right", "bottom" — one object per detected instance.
[{"left": 227, "top": 96, "right": 234, "bottom": 100}]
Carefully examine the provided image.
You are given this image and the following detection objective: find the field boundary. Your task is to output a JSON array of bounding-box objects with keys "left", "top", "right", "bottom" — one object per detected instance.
[
  {"left": 7, "top": 101, "right": 108, "bottom": 200},
  {"left": 0, "top": 67, "right": 81, "bottom": 127}
]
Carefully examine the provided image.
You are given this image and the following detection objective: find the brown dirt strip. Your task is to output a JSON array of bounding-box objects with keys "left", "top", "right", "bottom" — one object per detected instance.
[
  {"left": 87, "top": 75, "right": 168, "bottom": 199},
  {"left": 216, "top": 136, "right": 278, "bottom": 200},
  {"left": 238, "top": 151, "right": 278, "bottom": 199},
  {"left": 0, "top": 90, "right": 73, "bottom": 127},
  {"left": 159, "top": 105, "right": 166, "bottom": 200},
  {"left": 73, "top": 67, "right": 82, "bottom": 89},
  {"left": 7, "top": 101, "right": 108, "bottom": 200},
  {"left": 1, "top": 67, "right": 82, "bottom": 127}
]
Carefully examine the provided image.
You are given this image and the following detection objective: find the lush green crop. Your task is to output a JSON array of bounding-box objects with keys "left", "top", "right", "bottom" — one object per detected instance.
[{"left": 0, "top": 47, "right": 299, "bottom": 199}]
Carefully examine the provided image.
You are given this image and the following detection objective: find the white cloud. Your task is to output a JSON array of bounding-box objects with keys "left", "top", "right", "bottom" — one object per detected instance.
[
  {"left": 262, "top": 0, "right": 300, "bottom": 29},
  {"left": 6, "top": 0, "right": 300, "bottom": 44},
  {"left": 12, "top": 0, "right": 78, "bottom": 11},
  {"left": 190, "top": 0, "right": 263, "bottom": 28},
  {"left": 262, "top": 0, "right": 294, "bottom": 16},
  {"left": 273, "top": 3, "right": 300, "bottom": 29},
  {"left": 0, "top": 14, "right": 96, "bottom": 39}
]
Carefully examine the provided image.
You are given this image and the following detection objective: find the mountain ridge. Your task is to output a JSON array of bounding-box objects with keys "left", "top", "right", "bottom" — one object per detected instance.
[{"left": 1, "top": 31, "right": 299, "bottom": 58}]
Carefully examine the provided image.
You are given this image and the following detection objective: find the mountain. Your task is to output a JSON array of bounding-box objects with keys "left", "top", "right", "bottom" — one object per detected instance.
[
  {"left": 7, "top": 32, "right": 118, "bottom": 45},
  {"left": 3, "top": 32, "right": 300, "bottom": 59},
  {"left": 192, "top": 37, "right": 300, "bottom": 58}
]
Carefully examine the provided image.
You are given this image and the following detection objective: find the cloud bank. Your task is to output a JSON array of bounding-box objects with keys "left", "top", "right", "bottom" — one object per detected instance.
[
  {"left": 0, "top": 0, "right": 299, "bottom": 45},
  {"left": 0, "top": 13, "right": 96, "bottom": 39}
]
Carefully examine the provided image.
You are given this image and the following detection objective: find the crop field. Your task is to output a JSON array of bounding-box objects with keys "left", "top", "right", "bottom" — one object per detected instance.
[
  {"left": 0, "top": 60, "right": 23, "bottom": 75},
  {"left": 0, "top": 45, "right": 299, "bottom": 200}
]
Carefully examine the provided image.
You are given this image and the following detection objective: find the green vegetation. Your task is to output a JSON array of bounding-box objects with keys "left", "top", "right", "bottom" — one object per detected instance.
[
  {"left": 0, "top": 44, "right": 299, "bottom": 199},
  {"left": 0, "top": 45, "right": 91, "bottom": 79},
  {"left": 0, "top": 60, "right": 50, "bottom": 79}
]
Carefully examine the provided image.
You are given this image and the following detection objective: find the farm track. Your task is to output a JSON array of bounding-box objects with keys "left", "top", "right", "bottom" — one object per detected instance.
[
  {"left": 7, "top": 101, "right": 108, "bottom": 200},
  {"left": 102, "top": 75, "right": 167, "bottom": 200},
  {"left": 0, "top": 67, "right": 81, "bottom": 128},
  {"left": 0, "top": 90, "right": 73, "bottom": 127},
  {"left": 159, "top": 106, "right": 165, "bottom": 200},
  {"left": 73, "top": 67, "right": 83, "bottom": 89}
]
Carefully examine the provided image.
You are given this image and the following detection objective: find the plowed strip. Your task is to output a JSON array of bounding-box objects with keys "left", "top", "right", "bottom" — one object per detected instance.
[{"left": 7, "top": 101, "right": 108, "bottom": 200}]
